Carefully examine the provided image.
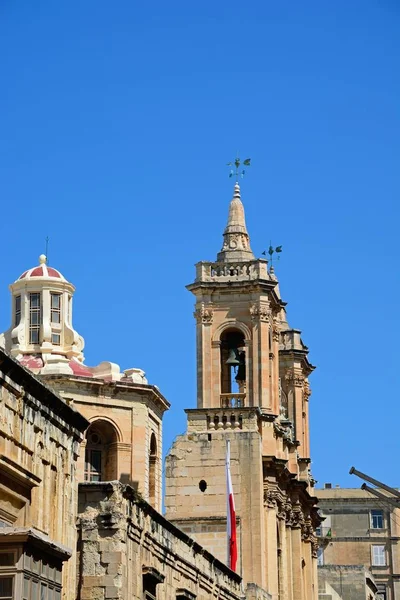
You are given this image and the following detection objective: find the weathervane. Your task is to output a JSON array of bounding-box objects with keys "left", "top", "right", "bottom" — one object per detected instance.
[
  {"left": 227, "top": 156, "right": 251, "bottom": 181},
  {"left": 262, "top": 242, "right": 282, "bottom": 268}
]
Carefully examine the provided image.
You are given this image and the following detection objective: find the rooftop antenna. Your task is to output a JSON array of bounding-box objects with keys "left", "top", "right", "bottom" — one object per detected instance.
[
  {"left": 226, "top": 154, "right": 251, "bottom": 182},
  {"left": 45, "top": 236, "right": 49, "bottom": 265}
]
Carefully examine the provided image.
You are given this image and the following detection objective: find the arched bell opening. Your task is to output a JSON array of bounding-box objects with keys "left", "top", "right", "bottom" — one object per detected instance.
[
  {"left": 220, "top": 328, "right": 246, "bottom": 407},
  {"left": 84, "top": 420, "right": 119, "bottom": 482},
  {"left": 149, "top": 432, "right": 158, "bottom": 507}
]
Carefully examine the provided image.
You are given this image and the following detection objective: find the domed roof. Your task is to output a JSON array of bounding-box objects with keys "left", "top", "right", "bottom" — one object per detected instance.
[{"left": 17, "top": 255, "right": 66, "bottom": 282}]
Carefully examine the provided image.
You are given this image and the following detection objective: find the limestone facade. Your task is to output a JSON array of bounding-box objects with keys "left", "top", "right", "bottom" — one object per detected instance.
[
  {"left": 316, "top": 487, "right": 400, "bottom": 600},
  {"left": 42, "top": 373, "right": 169, "bottom": 513},
  {"left": 166, "top": 183, "right": 321, "bottom": 599},
  {"left": 0, "top": 347, "right": 88, "bottom": 599},
  {"left": 318, "top": 565, "right": 377, "bottom": 600}
]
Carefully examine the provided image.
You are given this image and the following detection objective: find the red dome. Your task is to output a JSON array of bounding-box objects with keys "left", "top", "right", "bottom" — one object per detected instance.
[{"left": 17, "top": 256, "right": 66, "bottom": 282}]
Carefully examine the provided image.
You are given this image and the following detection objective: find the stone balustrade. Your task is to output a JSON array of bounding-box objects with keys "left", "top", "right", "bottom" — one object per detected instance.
[
  {"left": 186, "top": 407, "right": 260, "bottom": 433},
  {"left": 208, "top": 411, "right": 242, "bottom": 430},
  {"left": 195, "top": 260, "right": 269, "bottom": 282},
  {"left": 220, "top": 393, "right": 246, "bottom": 408}
]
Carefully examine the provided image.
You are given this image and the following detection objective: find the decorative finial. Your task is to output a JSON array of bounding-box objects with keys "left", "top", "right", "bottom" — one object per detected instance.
[
  {"left": 226, "top": 156, "right": 251, "bottom": 182},
  {"left": 39, "top": 254, "right": 47, "bottom": 265},
  {"left": 262, "top": 243, "right": 283, "bottom": 270}
]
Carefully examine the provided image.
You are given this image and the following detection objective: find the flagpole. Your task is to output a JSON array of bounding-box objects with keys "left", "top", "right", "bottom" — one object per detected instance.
[
  {"left": 226, "top": 439, "right": 230, "bottom": 566},
  {"left": 226, "top": 438, "right": 238, "bottom": 572}
]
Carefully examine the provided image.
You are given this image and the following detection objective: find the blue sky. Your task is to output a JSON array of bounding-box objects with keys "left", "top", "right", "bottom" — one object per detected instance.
[{"left": 0, "top": 1, "right": 399, "bottom": 489}]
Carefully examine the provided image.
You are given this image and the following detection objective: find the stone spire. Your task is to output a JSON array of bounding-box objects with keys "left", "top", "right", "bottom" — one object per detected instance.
[{"left": 217, "top": 182, "right": 255, "bottom": 263}]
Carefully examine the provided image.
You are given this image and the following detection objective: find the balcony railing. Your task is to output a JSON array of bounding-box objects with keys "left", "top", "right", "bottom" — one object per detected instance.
[{"left": 220, "top": 393, "right": 246, "bottom": 408}]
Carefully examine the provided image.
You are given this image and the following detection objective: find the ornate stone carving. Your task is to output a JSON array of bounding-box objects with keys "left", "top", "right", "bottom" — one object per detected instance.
[
  {"left": 276, "top": 498, "right": 286, "bottom": 521},
  {"left": 194, "top": 303, "right": 213, "bottom": 324},
  {"left": 311, "top": 538, "right": 319, "bottom": 558},
  {"left": 301, "top": 518, "right": 314, "bottom": 542},
  {"left": 303, "top": 380, "right": 312, "bottom": 400},
  {"left": 272, "top": 317, "right": 280, "bottom": 342},
  {"left": 284, "top": 371, "right": 304, "bottom": 388},
  {"left": 284, "top": 500, "right": 294, "bottom": 526},
  {"left": 249, "top": 301, "right": 270, "bottom": 322},
  {"left": 292, "top": 504, "right": 305, "bottom": 529},
  {"left": 264, "top": 489, "right": 278, "bottom": 508}
]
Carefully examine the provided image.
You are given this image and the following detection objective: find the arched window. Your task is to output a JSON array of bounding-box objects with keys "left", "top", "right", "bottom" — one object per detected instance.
[
  {"left": 149, "top": 433, "right": 157, "bottom": 506},
  {"left": 84, "top": 420, "right": 119, "bottom": 482},
  {"left": 220, "top": 329, "right": 246, "bottom": 403}
]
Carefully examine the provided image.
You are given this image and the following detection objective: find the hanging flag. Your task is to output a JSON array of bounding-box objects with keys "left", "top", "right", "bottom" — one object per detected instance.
[{"left": 226, "top": 440, "right": 238, "bottom": 571}]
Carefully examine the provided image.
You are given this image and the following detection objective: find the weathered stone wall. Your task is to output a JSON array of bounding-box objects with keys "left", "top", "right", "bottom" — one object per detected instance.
[
  {"left": 316, "top": 488, "right": 400, "bottom": 599},
  {"left": 0, "top": 349, "right": 88, "bottom": 599},
  {"left": 77, "top": 481, "right": 262, "bottom": 600},
  {"left": 165, "top": 409, "right": 320, "bottom": 599},
  {"left": 318, "top": 565, "right": 377, "bottom": 600}
]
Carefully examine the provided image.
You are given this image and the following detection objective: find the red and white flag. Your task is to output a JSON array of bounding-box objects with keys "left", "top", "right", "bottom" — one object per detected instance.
[{"left": 226, "top": 440, "right": 237, "bottom": 571}]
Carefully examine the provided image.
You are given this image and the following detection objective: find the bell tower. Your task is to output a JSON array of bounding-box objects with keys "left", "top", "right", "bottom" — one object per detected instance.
[
  {"left": 165, "top": 182, "right": 321, "bottom": 599},
  {"left": 189, "top": 182, "right": 282, "bottom": 415}
]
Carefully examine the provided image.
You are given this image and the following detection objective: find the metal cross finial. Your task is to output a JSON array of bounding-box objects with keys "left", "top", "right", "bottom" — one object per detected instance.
[
  {"left": 226, "top": 156, "right": 251, "bottom": 182},
  {"left": 45, "top": 236, "right": 49, "bottom": 265}
]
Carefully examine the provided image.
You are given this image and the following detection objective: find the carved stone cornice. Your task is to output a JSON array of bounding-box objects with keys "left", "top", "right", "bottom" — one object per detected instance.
[
  {"left": 249, "top": 301, "right": 270, "bottom": 323},
  {"left": 194, "top": 303, "right": 213, "bottom": 324}
]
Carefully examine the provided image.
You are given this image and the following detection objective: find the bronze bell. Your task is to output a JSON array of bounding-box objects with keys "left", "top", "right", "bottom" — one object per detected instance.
[
  {"left": 235, "top": 351, "right": 246, "bottom": 382},
  {"left": 226, "top": 348, "right": 240, "bottom": 366}
]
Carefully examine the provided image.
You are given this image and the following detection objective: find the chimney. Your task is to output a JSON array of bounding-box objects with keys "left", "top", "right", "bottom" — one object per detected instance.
[{"left": 324, "top": 483, "right": 332, "bottom": 489}]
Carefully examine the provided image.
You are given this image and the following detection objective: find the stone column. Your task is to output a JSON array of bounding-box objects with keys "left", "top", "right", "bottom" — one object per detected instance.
[
  {"left": 264, "top": 496, "right": 279, "bottom": 599},
  {"left": 285, "top": 520, "right": 294, "bottom": 600},
  {"left": 195, "top": 303, "right": 213, "bottom": 408},
  {"left": 290, "top": 521, "right": 304, "bottom": 600},
  {"left": 250, "top": 301, "right": 271, "bottom": 409},
  {"left": 277, "top": 508, "right": 289, "bottom": 600}
]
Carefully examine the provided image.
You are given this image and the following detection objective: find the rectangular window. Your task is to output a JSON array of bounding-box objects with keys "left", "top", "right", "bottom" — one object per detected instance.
[
  {"left": 14, "top": 296, "right": 21, "bottom": 327},
  {"left": 0, "top": 554, "right": 14, "bottom": 568},
  {"left": 317, "top": 547, "right": 324, "bottom": 566},
  {"left": 84, "top": 449, "right": 102, "bottom": 482},
  {"left": 50, "top": 293, "right": 61, "bottom": 324},
  {"left": 51, "top": 334, "right": 61, "bottom": 346},
  {"left": 372, "top": 545, "right": 386, "bottom": 566},
  {"left": 41, "top": 582, "right": 47, "bottom": 600},
  {"left": 29, "top": 293, "right": 41, "bottom": 344},
  {"left": 371, "top": 510, "right": 384, "bottom": 529},
  {"left": 0, "top": 576, "right": 13, "bottom": 599}
]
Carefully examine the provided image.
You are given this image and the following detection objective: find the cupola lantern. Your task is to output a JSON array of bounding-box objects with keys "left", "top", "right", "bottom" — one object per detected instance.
[{"left": 0, "top": 255, "right": 85, "bottom": 374}]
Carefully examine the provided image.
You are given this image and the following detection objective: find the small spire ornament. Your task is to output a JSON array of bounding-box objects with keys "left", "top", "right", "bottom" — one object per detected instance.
[{"left": 226, "top": 156, "right": 251, "bottom": 182}]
